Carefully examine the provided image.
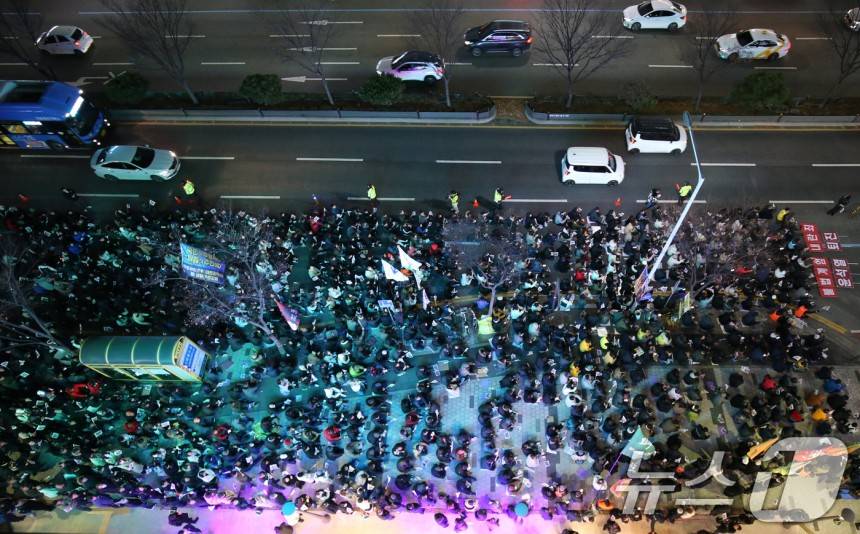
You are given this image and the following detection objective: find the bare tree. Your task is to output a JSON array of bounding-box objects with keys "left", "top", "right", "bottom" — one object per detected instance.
[
  {"left": 407, "top": 0, "right": 465, "bottom": 108},
  {"left": 164, "top": 212, "right": 293, "bottom": 355},
  {"left": 443, "top": 218, "right": 527, "bottom": 316},
  {"left": 0, "top": 234, "right": 72, "bottom": 355},
  {"left": 534, "top": 0, "right": 629, "bottom": 108},
  {"left": 0, "top": 0, "right": 57, "bottom": 79},
  {"left": 818, "top": 3, "right": 860, "bottom": 108},
  {"left": 98, "top": 0, "right": 198, "bottom": 103},
  {"left": 682, "top": 8, "right": 736, "bottom": 113},
  {"left": 268, "top": 0, "right": 342, "bottom": 107}
]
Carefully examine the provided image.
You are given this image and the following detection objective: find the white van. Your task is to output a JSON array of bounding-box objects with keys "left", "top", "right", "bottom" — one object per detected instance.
[{"left": 560, "top": 147, "right": 625, "bottom": 185}]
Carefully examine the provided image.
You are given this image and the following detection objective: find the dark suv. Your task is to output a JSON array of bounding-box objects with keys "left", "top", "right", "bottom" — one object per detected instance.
[{"left": 464, "top": 20, "right": 532, "bottom": 57}]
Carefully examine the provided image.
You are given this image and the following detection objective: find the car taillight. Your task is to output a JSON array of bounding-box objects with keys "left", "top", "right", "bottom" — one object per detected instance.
[
  {"left": 437, "top": 67, "right": 445, "bottom": 75},
  {"left": 75, "top": 41, "right": 80, "bottom": 46},
  {"left": 526, "top": 36, "right": 533, "bottom": 44}
]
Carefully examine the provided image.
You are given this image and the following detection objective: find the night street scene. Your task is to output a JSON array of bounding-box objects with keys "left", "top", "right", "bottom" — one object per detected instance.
[{"left": 4, "top": 2, "right": 860, "bottom": 534}]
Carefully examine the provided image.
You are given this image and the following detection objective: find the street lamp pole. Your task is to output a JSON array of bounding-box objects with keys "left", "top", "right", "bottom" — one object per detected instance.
[{"left": 646, "top": 111, "right": 705, "bottom": 285}]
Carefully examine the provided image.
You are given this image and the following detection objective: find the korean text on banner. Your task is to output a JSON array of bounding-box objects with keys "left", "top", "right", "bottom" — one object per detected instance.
[{"left": 180, "top": 243, "right": 226, "bottom": 284}]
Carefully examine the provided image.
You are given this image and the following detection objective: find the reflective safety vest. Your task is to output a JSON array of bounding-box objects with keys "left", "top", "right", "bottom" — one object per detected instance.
[
  {"left": 578, "top": 339, "right": 592, "bottom": 352},
  {"left": 776, "top": 209, "right": 790, "bottom": 222},
  {"left": 655, "top": 332, "right": 671, "bottom": 346},
  {"left": 599, "top": 336, "right": 609, "bottom": 350},
  {"left": 367, "top": 185, "right": 377, "bottom": 200},
  {"left": 449, "top": 193, "right": 459, "bottom": 207},
  {"left": 183, "top": 181, "right": 195, "bottom": 196},
  {"left": 678, "top": 184, "right": 692, "bottom": 197},
  {"left": 494, "top": 189, "right": 503, "bottom": 203}
]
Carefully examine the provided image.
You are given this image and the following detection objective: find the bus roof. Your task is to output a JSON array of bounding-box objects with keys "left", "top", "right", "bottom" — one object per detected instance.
[{"left": 0, "top": 80, "right": 81, "bottom": 122}]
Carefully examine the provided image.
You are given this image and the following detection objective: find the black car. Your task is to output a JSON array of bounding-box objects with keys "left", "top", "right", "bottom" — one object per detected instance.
[{"left": 464, "top": 20, "right": 532, "bottom": 57}]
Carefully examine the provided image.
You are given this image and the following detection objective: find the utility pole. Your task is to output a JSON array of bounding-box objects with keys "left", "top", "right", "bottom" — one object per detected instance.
[{"left": 645, "top": 111, "right": 705, "bottom": 286}]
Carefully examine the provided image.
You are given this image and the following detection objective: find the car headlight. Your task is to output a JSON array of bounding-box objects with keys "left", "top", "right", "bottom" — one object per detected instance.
[{"left": 465, "top": 40, "right": 473, "bottom": 45}]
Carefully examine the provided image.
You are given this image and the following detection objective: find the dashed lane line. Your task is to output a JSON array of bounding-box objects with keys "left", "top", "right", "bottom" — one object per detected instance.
[
  {"left": 435, "top": 159, "right": 501, "bottom": 164},
  {"left": 220, "top": 195, "right": 281, "bottom": 199},
  {"left": 503, "top": 198, "right": 568, "bottom": 203},
  {"left": 692, "top": 162, "right": 756, "bottom": 167},
  {"left": 20, "top": 154, "right": 89, "bottom": 159},
  {"left": 347, "top": 197, "right": 415, "bottom": 201},
  {"left": 768, "top": 200, "right": 832, "bottom": 204},
  {"left": 812, "top": 163, "right": 860, "bottom": 167},
  {"left": 181, "top": 156, "right": 236, "bottom": 160},
  {"left": 296, "top": 157, "right": 363, "bottom": 162},
  {"left": 200, "top": 61, "right": 246, "bottom": 65}
]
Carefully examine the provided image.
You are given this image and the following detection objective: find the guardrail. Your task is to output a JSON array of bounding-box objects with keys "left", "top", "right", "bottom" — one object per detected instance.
[
  {"left": 109, "top": 106, "right": 496, "bottom": 124},
  {"left": 524, "top": 102, "right": 860, "bottom": 126}
]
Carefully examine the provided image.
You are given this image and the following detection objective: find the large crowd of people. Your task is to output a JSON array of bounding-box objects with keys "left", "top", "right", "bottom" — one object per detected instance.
[{"left": 0, "top": 198, "right": 856, "bottom": 533}]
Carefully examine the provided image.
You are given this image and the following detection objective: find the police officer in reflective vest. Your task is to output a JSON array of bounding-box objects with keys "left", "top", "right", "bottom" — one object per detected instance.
[
  {"left": 367, "top": 184, "right": 377, "bottom": 203},
  {"left": 676, "top": 181, "right": 692, "bottom": 205},
  {"left": 448, "top": 190, "right": 460, "bottom": 214}
]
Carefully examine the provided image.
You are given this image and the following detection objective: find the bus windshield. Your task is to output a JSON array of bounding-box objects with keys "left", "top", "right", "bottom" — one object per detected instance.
[{"left": 67, "top": 100, "right": 100, "bottom": 136}]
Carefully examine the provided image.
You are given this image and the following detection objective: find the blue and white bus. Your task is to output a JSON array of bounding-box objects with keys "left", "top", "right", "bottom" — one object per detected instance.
[{"left": 0, "top": 80, "right": 108, "bottom": 150}]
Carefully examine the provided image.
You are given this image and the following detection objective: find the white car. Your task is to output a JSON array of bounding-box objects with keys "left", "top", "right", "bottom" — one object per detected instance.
[
  {"left": 626, "top": 117, "right": 687, "bottom": 154},
  {"left": 560, "top": 147, "right": 625, "bottom": 185},
  {"left": 35, "top": 26, "right": 94, "bottom": 55},
  {"left": 623, "top": 1, "right": 687, "bottom": 31},
  {"left": 846, "top": 8, "right": 860, "bottom": 31},
  {"left": 376, "top": 50, "right": 445, "bottom": 84},
  {"left": 90, "top": 145, "right": 180, "bottom": 181},
  {"left": 715, "top": 29, "right": 791, "bottom": 62}
]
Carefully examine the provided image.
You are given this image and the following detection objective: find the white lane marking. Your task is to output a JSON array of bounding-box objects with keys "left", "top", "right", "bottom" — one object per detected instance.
[
  {"left": 220, "top": 195, "right": 281, "bottom": 199},
  {"left": 348, "top": 196, "right": 415, "bottom": 201},
  {"left": 504, "top": 198, "right": 568, "bottom": 203},
  {"left": 448, "top": 62, "right": 472, "bottom": 66},
  {"left": 201, "top": 61, "right": 246, "bottom": 65},
  {"left": 181, "top": 156, "right": 236, "bottom": 160},
  {"left": 270, "top": 34, "right": 310, "bottom": 38},
  {"left": 692, "top": 162, "right": 756, "bottom": 167},
  {"left": 302, "top": 20, "right": 363, "bottom": 25},
  {"left": 533, "top": 63, "right": 579, "bottom": 67},
  {"left": 435, "top": 159, "right": 502, "bottom": 164},
  {"left": 171, "top": 34, "right": 205, "bottom": 38},
  {"left": 812, "top": 163, "right": 860, "bottom": 167},
  {"left": 649, "top": 64, "right": 693, "bottom": 68},
  {"left": 78, "top": 193, "right": 139, "bottom": 198},
  {"left": 851, "top": 330, "right": 860, "bottom": 333},
  {"left": 2, "top": 36, "right": 18, "bottom": 39},
  {"left": 768, "top": 200, "right": 833, "bottom": 204},
  {"left": 754, "top": 66, "right": 796, "bottom": 70},
  {"left": 0, "top": 62, "right": 27, "bottom": 66},
  {"left": 636, "top": 199, "right": 707, "bottom": 204},
  {"left": 282, "top": 76, "right": 348, "bottom": 82},
  {"left": 795, "top": 37, "right": 831, "bottom": 40},
  {"left": 592, "top": 35, "right": 633, "bottom": 39},
  {"left": 287, "top": 47, "right": 357, "bottom": 51},
  {"left": 296, "top": 157, "right": 363, "bottom": 162},
  {"left": 377, "top": 34, "right": 421, "bottom": 38},
  {"left": 20, "top": 154, "right": 89, "bottom": 159},
  {"left": 695, "top": 36, "right": 716, "bottom": 40},
  {"left": 317, "top": 61, "right": 360, "bottom": 65},
  {"left": 91, "top": 35, "right": 102, "bottom": 39},
  {"left": 93, "top": 62, "right": 134, "bottom": 65}
]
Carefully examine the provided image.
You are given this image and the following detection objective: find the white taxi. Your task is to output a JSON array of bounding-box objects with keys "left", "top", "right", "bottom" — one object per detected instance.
[{"left": 715, "top": 29, "right": 791, "bottom": 62}]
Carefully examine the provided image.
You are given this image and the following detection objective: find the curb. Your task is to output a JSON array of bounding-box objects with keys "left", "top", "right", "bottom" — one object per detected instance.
[
  {"left": 523, "top": 103, "right": 860, "bottom": 130},
  {"left": 109, "top": 106, "right": 496, "bottom": 125}
]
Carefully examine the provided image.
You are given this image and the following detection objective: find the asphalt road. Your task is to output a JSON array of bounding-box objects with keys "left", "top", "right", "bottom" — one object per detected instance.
[
  {"left": 1, "top": 123, "right": 858, "bottom": 214},
  {"left": 5, "top": 0, "right": 860, "bottom": 99}
]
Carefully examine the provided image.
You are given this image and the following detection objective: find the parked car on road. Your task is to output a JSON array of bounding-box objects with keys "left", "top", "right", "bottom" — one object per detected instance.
[
  {"left": 625, "top": 117, "right": 687, "bottom": 154},
  {"left": 715, "top": 29, "right": 791, "bottom": 61},
  {"left": 560, "top": 147, "right": 625, "bottom": 185},
  {"left": 375, "top": 51, "right": 445, "bottom": 84},
  {"left": 35, "top": 26, "right": 93, "bottom": 55},
  {"left": 622, "top": 1, "right": 687, "bottom": 32},
  {"left": 464, "top": 20, "right": 532, "bottom": 57},
  {"left": 90, "top": 145, "right": 180, "bottom": 181}
]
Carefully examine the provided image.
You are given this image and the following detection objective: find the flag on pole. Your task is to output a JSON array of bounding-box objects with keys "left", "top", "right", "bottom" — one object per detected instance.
[
  {"left": 621, "top": 426, "right": 656, "bottom": 459},
  {"left": 422, "top": 289, "right": 429, "bottom": 310},
  {"left": 381, "top": 259, "right": 409, "bottom": 281},
  {"left": 398, "top": 246, "right": 423, "bottom": 272},
  {"left": 275, "top": 300, "right": 301, "bottom": 331},
  {"left": 413, "top": 268, "right": 424, "bottom": 288}
]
